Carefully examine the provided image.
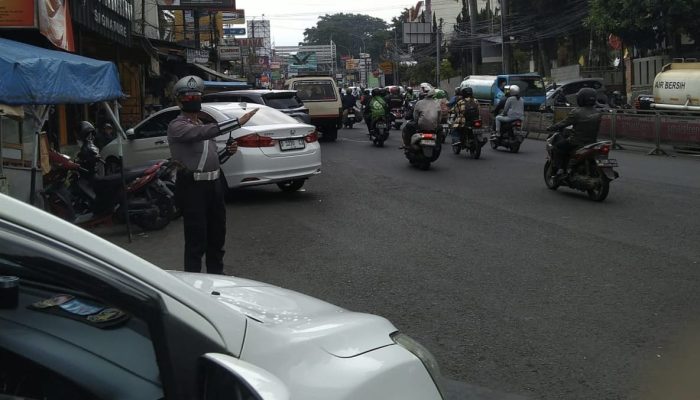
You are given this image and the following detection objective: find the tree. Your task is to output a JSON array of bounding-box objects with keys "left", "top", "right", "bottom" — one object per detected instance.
[
  {"left": 303, "top": 13, "right": 391, "bottom": 63},
  {"left": 588, "top": 0, "right": 700, "bottom": 55}
]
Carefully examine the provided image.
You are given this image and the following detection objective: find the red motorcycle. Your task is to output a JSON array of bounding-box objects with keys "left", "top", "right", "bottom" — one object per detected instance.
[
  {"left": 452, "top": 119, "right": 487, "bottom": 159},
  {"left": 41, "top": 148, "right": 175, "bottom": 230}
]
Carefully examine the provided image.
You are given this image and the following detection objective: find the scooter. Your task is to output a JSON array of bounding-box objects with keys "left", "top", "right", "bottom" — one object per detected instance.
[
  {"left": 490, "top": 119, "right": 526, "bottom": 153},
  {"left": 452, "top": 119, "right": 487, "bottom": 159},
  {"left": 404, "top": 128, "right": 442, "bottom": 170},
  {"left": 390, "top": 107, "right": 404, "bottom": 130},
  {"left": 42, "top": 147, "right": 175, "bottom": 230},
  {"left": 544, "top": 129, "right": 620, "bottom": 202},
  {"left": 344, "top": 108, "right": 356, "bottom": 128},
  {"left": 369, "top": 115, "right": 390, "bottom": 147}
]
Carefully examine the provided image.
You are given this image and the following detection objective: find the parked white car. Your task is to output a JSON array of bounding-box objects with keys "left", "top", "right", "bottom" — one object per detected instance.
[
  {"left": 0, "top": 193, "right": 445, "bottom": 399},
  {"left": 101, "top": 103, "right": 322, "bottom": 192}
]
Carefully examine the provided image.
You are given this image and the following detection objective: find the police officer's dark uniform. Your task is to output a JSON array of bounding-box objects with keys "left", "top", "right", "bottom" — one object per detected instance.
[
  {"left": 547, "top": 87, "right": 602, "bottom": 175},
  {"left": 167, "top": 75, "right": 258, "bottom": 274}
]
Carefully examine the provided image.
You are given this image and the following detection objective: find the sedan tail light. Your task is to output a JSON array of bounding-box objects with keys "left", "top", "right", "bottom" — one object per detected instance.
[
  {"left": 237, "top": 134, "right": 277, "bottom": 148},
  {"left": 305, "top": 131, "right": 319, "bottom": 143}
]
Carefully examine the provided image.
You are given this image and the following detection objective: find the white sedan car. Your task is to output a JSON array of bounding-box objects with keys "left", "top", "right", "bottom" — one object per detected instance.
[
  {"left": 0, "top": 193, "right": 445, "bottom": 399},
  {"left": 101, "top": 103, "right": 322, "bottom": 192}
]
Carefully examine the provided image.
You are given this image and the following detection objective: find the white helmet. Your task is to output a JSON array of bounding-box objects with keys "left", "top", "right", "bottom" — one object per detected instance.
[
  {"left": 420, "top": 82, "right": 434, "bottom": 93},
  {"left": 509, "top": 85, "right": 520, "bottom": 96},
  {"left": 426, "top": 88, "right": 436, "bottom": 98}
]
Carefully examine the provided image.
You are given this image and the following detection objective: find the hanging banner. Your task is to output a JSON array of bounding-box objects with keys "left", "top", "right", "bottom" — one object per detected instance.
[
  {"left": 218, "top": 45, "right": 241, "bottom": 61},
  {"left": 39, "top": 0, "right": 75, "bottom": 52},
  {"left": 70, "top": 0, "right": 132, "bottom": 46},
  {"left": 0, "top": 0, "right": 37, "bottom": 28},
  {"left": 157, "top": 0, "right": 236, "bottom": 10}
]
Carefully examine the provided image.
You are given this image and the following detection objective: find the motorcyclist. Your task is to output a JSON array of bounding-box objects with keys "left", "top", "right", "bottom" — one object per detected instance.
[
  {"left": 433, "top": 89, "right": 449, "bottom": 123},
  {"left": 451, "top": 87, "right": 480, "bottom": 145},
  {"left": 546, "top": 87, "right": 602, "bottom": 177},
  {"left": 76, "top": 121, "right": 101, "bottom": 176},
  {"left": 341, "top": 89, "right": 357, "bottom": 125},
  {"left": 368, "top": 88, "right": 389, "bottom": 133},
  {"left": 386, "top": 86, "right": 404, "bottom": 110},
  {"left": 493, "top": 85, "right": 511, "bottom": 117},
  {"left": 402, "top": 88, "right": 440, "bottom": 147},
  {"left": 94, "top": 122, "right": 116, "bottom": 150},
  {"left": 494, "top": 84, "right": 524, "bottom": 137},
  {"left": 448, "top": 87, "right": 462, "bottom": 108},
  {"left": 404, "top": 87, "right": 416, "bottom": 102}
]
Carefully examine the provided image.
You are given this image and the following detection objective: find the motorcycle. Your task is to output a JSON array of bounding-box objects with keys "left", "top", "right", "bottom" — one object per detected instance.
[
  {"left": 452, "top": 119, "right": 487, "bottom": 159},
  {"left": 390, "top": 107, "right": 404, "bottom": 130},
  {"left": 41, "top": 148, "right": 175, "bottom": 230},
  {"left": 543, "top": 130, "right": 620, "bottom": 202},
  {"left": 344, "top": 105, "right": 363, "bottom": 128},
  {"left": 490, "top": 119, "right": 526, "bottom": 153},
  {"left": 369, "top": 115, "right": 390, "bottom": 147},
  {"left": 404, "top": 129, "right": 442, "bottom": 170}
]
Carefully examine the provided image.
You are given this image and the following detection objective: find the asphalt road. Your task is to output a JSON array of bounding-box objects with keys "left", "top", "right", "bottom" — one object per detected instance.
[{"left": 106, "top": 127, "right": 700, "bottom": 400}]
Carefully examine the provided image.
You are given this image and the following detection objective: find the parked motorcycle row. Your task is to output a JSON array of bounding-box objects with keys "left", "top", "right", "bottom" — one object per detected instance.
[
  {"left": 348, "top": 99, "right": 620, "bottom": 202},
  {"left": 41, "top": 139, "right": 178, "bottom": 230}
]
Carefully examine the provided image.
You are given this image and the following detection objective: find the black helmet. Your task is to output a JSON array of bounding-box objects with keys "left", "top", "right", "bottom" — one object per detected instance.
[
  {"left": 461, "top": 87, "right": 473, "bottom": 98},
  {"left": 577, "top": 88, "right": 598, "bottom": 107},
  {"left": 371, "top": 88, "right": 381, "bottom": 97},
  {"left": 455, "top": 87, "right": 461, "bottom": 95},
  {"left": 406, "top": 87, "right": 413, "bottom": 93},
  {"left": 78, "top": 121, "right": 96, "bottom": 141},
  {"left": 103, "top": 122, "right": 113, "bottom": 130}
]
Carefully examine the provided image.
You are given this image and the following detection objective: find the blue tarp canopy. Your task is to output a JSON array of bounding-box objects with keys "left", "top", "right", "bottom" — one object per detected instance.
[{"left": 0, "top": 38, "right": 123, "bottom": 105}]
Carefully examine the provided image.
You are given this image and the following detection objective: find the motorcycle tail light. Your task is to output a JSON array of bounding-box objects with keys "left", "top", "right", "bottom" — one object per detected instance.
[
  {"left": 421, "top": 133, "right": 435, "bottom": 139},
  {"left": 305, "top": 131, "right": 319, "bottom": 143},
  {"left": 473, "top": 120, "right": 482, "bottom": 128},
  {"left": 513, "top": 121, "right": 522, "bottom": 127},
  {"left": 237, "top": 133, "right": 277, "bottom": 147},
  {"left": 598, "top": 144, "right": 611, "bottom": 155}
]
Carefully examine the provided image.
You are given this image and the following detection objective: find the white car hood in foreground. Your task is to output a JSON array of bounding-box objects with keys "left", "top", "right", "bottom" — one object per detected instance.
[{"left": 169, "top": 272, "right": 396, "bottom": 358}]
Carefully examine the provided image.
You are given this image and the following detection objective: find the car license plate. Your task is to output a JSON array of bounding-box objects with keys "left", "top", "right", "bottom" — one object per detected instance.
[
  {"left": 597, "top": 158, "right": 618, "bottom": 167},
  {"left": 279, "top": 138, "right": 306, "bottom": 151},
  {"left": 420, "top": 140, "right": 436, "bottom": 146},
  {"left": 348, "top": 113, "right": 355, "bottom": 118}
]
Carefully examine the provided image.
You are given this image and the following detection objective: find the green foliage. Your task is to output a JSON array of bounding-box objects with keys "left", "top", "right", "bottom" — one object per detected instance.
[
  {"left": 302, "top": 13, "right": 390, "bottom": 62},
  {"left": 587, "top": 0, "right": 700, "bottom": 50},
  {"left": 441, "top": 58, "right": 457, "bottom": 78}
]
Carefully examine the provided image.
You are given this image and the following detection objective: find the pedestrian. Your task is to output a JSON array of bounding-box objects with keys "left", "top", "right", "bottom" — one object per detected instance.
[{"left": 167, "top": 75, "right": 258, "bottom": 274}]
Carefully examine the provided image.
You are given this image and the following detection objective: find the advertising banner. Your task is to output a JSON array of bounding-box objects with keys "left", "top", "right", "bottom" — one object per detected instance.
[
  {"left": 287, "top": 51, "right": 317, "bottom": 72},
  {"left": 158, "top": 0, "right": 236, "bottom": 10},
  {"left": 221, "top": 10, "right": 244, "bottom": 24},
  {"left": 40, "top": 0, "right": 75, "bottom": 51},
  {"left": 70, "top": 0, "right": 131, "bottom": 46},
  {"left": 0, "top": 0, "right": 37, "bottom": 28},
  {"left": 186, "top": 48, "right": 209, "bottom": 63}
]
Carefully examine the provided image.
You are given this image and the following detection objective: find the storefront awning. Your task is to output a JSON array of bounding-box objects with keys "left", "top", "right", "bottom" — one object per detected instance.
[
  {"left": 192, "top": 63, "right": 240, "bottom": 82},
  {"left": 0, "top": 38, "right": 124, "bottom": 105}
]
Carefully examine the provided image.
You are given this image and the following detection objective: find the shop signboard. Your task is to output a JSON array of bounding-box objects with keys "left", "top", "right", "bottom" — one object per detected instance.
[
  {"left": 287, "top": 51, "right": 317, "bottom": 72},
  {"left": 186, "top": 48, "right": 210, "bottom": 63},
  {"left": 218, "top": 45, "right": 240, "bottom": 60},
  {"left": 70, "top": 0, "right": 132, "bottom": 46},
  {"left": 223, "top": 27, "right": 245, "bottom": 35},
  {"left": 269, "top": 61, "right": 281, "bottom": 69},
  {"left": 0, "top": 0, "right": 37, "bottom": 28}
]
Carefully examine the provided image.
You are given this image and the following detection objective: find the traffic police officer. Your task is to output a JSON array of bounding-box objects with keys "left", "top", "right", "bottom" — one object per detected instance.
[{"left": 167, "top": 75, "right": 258, "bottom": 274}]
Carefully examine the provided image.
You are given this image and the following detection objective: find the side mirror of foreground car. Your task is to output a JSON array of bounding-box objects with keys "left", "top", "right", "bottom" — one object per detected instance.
[
  {"left": 198, "top": 353, "right": 289, "bottom": 400},
  {"left": 125, "top": 128, "right": 135, "bottom": 137}
]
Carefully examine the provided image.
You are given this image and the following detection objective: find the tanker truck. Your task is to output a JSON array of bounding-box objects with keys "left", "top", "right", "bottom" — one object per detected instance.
[
  {"left": 651, "top": 60, "right": 700, "bottom": 111},
  {"left": 459, "top": 73, "right": 546, "bottom": 111}
]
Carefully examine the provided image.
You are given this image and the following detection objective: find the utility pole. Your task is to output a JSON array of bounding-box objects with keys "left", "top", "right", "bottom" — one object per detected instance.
[
  {"left": 436, "top": 18, "right": 442, "bottom": 87},
  {"left": 194, "top": 10, "right": 201, "bottom": 49},
  {"left": 394, "top": 29, "right": 399, "bottom": 85},
  {"left": 500, "top": 0, "right": 509, "bottom": 73},
  {"left": 469, "top": 0, "right": 478, "bottom": 74}
]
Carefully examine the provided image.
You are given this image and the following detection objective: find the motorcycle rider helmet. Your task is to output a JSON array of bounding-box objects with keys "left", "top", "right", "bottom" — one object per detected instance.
[
  {"left": 371, "top": 88, "right": 381, "bottom": 97},
  {"left": 173, "top": 75, "right": 205, "bottom": 113},
  {"left": 509, "top": 85, "right": 520, "bottom": 96},
  {"left": 577, "top": 87, "right": 598, "bottom": 107},
  {"left": 425, "top": 88, "right": 436, "bottom": 98},
  {"left": 390, "top": 86, "right": 400, "bottom": 95},
  {"left": 78, "top": 121, "right": 96, "bottom": 142},
  {"left": 406, "top": 87, "right": 413, "bottom": 93},
  {"left": 460, "top": 87, "right": 474, "bottom": 98},
  {"left": 503, "top": 85, "right": 512, "bottom": 96},
  {"left": 455, "top": 87, "right": 461, "bottom": 95}
]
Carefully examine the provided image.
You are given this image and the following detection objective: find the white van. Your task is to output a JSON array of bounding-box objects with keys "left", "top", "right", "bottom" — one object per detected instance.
[{"left": 286, "top": 76, "right": 342, "bottom": 141}]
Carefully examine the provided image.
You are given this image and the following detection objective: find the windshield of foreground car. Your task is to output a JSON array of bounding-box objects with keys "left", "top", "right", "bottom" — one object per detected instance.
[{"left": 218, "top": 106, "right": 303, "bottom": 127}]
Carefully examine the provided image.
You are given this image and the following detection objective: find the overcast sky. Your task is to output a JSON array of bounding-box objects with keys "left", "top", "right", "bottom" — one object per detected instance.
[{"left": 233, "top": 0, "right": 423, "bottom": 46}]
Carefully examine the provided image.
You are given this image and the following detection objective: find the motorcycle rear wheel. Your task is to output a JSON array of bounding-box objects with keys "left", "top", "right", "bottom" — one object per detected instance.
[
  {"left": 490, "top": 140, "right": 498, "bottom": 150},
  {"left": 543, "top": 161, "right": 559, "bottom": 190},
  {"left": 587, "top": 173, "right": 610, "bottom": 202},
  {"left": 509, "top": 143, "right": 521, "bottom": 153},
  {"left": 452, "top": 144, "right": 461, "bottom": 155},
  {"left": 469, "top": 144, "right": 481, "bottom": 159}
]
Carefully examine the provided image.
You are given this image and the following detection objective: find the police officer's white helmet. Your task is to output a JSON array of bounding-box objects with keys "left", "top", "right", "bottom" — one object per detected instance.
[{"left": 174, "top": 75, "right": 205, "bottom": 97}]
